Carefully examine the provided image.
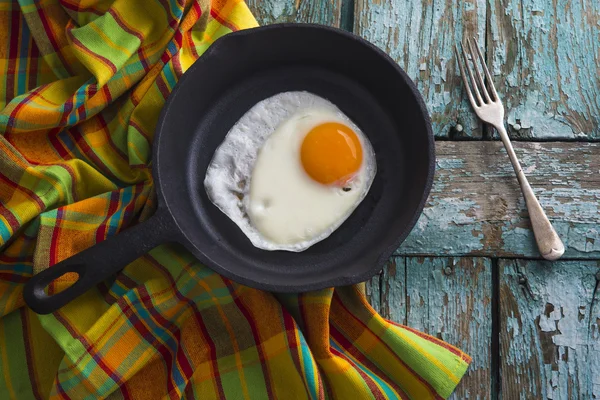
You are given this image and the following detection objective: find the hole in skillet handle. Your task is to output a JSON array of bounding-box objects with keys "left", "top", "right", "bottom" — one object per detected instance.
[
  {"left": 43, "top": 271, "right": 80, "bottom": 295},
  {"left": 23, "top": 210, "right": 177, "bottom": 314},
  {"left": 24, "top": 262, "right": 88, "bottom": 315}
]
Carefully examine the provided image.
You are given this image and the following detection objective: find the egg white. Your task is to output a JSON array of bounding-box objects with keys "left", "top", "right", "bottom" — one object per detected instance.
[{"left": 204, "top": 92, "right": 376, "bottom": 252}]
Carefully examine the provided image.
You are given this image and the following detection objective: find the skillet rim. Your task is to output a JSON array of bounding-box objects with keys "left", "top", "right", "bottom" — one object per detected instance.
[{"left": 153, "top": 23, "right": 435, "bottom": 292}]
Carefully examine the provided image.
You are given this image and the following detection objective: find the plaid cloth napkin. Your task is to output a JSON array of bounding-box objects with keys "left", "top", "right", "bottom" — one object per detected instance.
[{"left": 0, "top": 0, "right": 471, "bottom": 398}]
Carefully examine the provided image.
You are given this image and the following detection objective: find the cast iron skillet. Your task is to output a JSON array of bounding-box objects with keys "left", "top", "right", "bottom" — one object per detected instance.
[{"left": 24, "top": 24, "right": 435, "bottom": 314}]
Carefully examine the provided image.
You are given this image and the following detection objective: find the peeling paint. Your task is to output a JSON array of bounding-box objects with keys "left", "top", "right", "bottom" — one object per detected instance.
[
  {"left": 246, "top": 0, "right": 341, "bottom": 26},
  {"left": 398, "top": 141, "right": 600, "bottom": 259},
  {"left": 355, "top": 0, "right": 486, "bottom": 138},
  {"left": 489, "top": 0, "right": 600, "bottom": 139},
  {"left": 500, "top": 260, "right": 600, "bottom": 399}
]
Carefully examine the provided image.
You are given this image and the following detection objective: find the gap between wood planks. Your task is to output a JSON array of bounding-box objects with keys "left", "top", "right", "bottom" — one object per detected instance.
[
  {"left": 366, "top": 257, "right": 600, "bottom": 399},
  {"left": 491, "top": 258, "right": 500, "bottom": 400}
]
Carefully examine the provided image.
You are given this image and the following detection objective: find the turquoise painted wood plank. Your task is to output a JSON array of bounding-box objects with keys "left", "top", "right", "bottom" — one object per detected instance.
[
  {"left": 398, "top": 141, "right": 600, "bottom": 258},
  {"left": 364, "top": 267, "right": 381, "bottom": 314},
  {"left": 499, "top": 259, "right": 600, "bottom": 399},
  {"left": 367, "top": 256, "right": 493, "bottom": 399},
  {"left": 488, "top": 0, "right": 600, "bottom": 139},
  {"left": 354, "top": 0, "right": 486, "bottom": 138},
  {"left": 246, "top": 0, "right": 343, "bottom": 26}
]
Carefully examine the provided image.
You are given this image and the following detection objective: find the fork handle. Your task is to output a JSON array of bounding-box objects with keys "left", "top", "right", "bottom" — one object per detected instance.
[{"left": 494, "top": 124, "right": 565, "bottom": 261}]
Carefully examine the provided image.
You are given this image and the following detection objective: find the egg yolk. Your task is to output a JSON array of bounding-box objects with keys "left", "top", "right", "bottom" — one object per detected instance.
[{"left": 300, "top": 122, "right": 363, "bottom": 185}]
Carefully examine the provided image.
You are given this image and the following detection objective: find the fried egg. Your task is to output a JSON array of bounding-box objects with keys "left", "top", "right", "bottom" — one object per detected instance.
[{"left": 204, "top": 92, "right": 376, "bottom": 251}]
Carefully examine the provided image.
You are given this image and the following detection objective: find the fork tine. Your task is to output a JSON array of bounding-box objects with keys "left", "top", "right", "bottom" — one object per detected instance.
[
  {"left": 471, "top": 36, "right": 499, "bottom": 101},
  {"left": 467, "top": 38, "right": 491, "bottom": 103},
  {"left": 459, "top": 42, "right": 483, "bottom": 106},
  {"left": 454, "top": 45, "right": 477, "bottom": 107}
]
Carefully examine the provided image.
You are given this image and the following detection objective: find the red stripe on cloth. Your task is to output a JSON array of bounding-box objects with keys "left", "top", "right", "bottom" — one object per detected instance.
[
  {"left": 48, "top": 129, "right": 72, "bottom": 159},
  {"left": 70, "top": 34, "right": 117, "bottom": 75},
  {"left": 119, "top": 298, "right": 181, "bottom": 395},
  {"left": 171, "top": 51, "right": 183, "bottom": 79},
  {"left": 58, "top": 162, "right": 79, "bottom": 202},
  {"left": 137, "top": 47, "right": 150, "bottom": 72},
  {"left": 210, "top": 9, "right": 238, "bottom": 32},
  {"left": 99, "top": 122, "right": 129, "bottom": 163},
  {"left": 107, "top": 9, "right": 144, "bottom": 42},
  {"left": 6, "top": 78, "right": 44, "bottom": 134},
  {"left": 142, "top": 255, "right": 226, "bottom": 398},
  {"left": 96, "top": 190, "right": 120, "bottom": 243},
  {"left": 186, "top": 31, "right": 200, "bottom": 59},
  {"left": 36, "top": 6, "right": 74, "bottom": 76},
  {"left": 54, "top": 381, "right": 74, "bottom": 400},
  {"left": 183, "top": 382, "right": 195, "bottom": 399},
  {"left": 0, "top": 173, "right": 45, "bottom": 211},
  {"left": 138, "top": 286, "right": 195, "bottom": 389},
  {"left": 69, "top": 126, "right": 118, "bottom": 180},
  {"left": 332, "top": 291, "right": 443, "bottom": 400},
  {"left": 192, "top": 1, "right": 203, "bottom": 19},
  {"left": 102, "top": 85, "right": 113, "bottom": 103},
  {"left": 224, "top": 281, "right": 275, "bottom": 399},
  {"left": 86, "top": 83, "right": 98, "bottom": 97},
  {"left": 124, "top": 183, "right": 145, "bottom": 226},
  {"left": 53, "top": 310, "right": 127, "bottom": 386},
  {"left": 329, "top": 325, "right": 409, "bottom": 399},
  {"left": 20, "top": 309, "right": 44, "bottom": 400},
  {"left": 128, "top": 119, "right": 151, "bottom": 143},
  {"left": 77, "top": 103, "right": 86, "bottom": 121},
  {"left": 0, "top": 206, "right": 20, "bottom": 237},
  {"left": 153, "top": 0, "right": 178, "bottom": 30},
  {"left": 191, "top": 303, "right": 226, "bottom": 398},
  {"left": 172, "top": 29, "right": 184, "bottom": 49},
  {"left": 155, "top": 76, "right": 171, "bottom": 101},
  {"left": 59, "top": 95, "right": 74, "bottom": 127},
  {"left": 119, "top": 384, "right": 132, "bottom": 400},
  {"left": 329, "top": 346, "right": 388, "bottom": 400},
  {"left": 281, "top": 310, "right": 313, "bottom": 398}
]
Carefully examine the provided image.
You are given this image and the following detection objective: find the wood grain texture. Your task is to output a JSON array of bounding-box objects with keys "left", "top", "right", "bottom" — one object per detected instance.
[
  {"left": 246, "top": 0, "right": 343, "bottom": 26},
  {"left": 354, "top": 0, "right": 486, "bottom": 139},
  {"left": 488, "top": 0, "right": 600, "bottom": 140},
  {"left": 499, "top": 259, "right": 600, "bottom": 399},
  {"left": 398, "top": 141, "right": 600, "bottom": 258},
  {"left": 367, "top": 256, "right": 493, "bottom": 399}
]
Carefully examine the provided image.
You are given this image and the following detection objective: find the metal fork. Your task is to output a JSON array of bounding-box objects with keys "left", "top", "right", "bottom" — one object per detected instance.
[{"left": 455, "top": 38, "right": 564, "bottom": 261}]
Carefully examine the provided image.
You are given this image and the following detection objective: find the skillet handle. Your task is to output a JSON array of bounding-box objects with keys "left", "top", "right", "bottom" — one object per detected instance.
[{"left": 24, "top": 210, "right": 177, "bottom": 314}]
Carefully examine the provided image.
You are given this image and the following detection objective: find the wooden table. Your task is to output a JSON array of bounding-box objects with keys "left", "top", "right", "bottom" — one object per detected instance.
[{"left": 247, "top": 1, "right": 600, "bottom": 398}]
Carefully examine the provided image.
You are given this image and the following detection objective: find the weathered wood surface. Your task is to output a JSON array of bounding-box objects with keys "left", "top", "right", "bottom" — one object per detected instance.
[
  {"left": 368, "top": 257, "right": 493, "bottom": 399},
  {"left": 488, "top": 0, "right": 600, "bottom": 140},
  {"left": 354, "top": 0, "right": 486, "bottom": 139},
  {"left": 246, "top": 0, "right": 343, "bottom": 26},
  {"left": 399, "top": 141, "right": 600, "bottom": 259},
  {"left": 250, "top": 0, "right": 600, "bottom": 140},
  {"left": 499, "top": 259, "right": 600, "bottom": 399}
]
